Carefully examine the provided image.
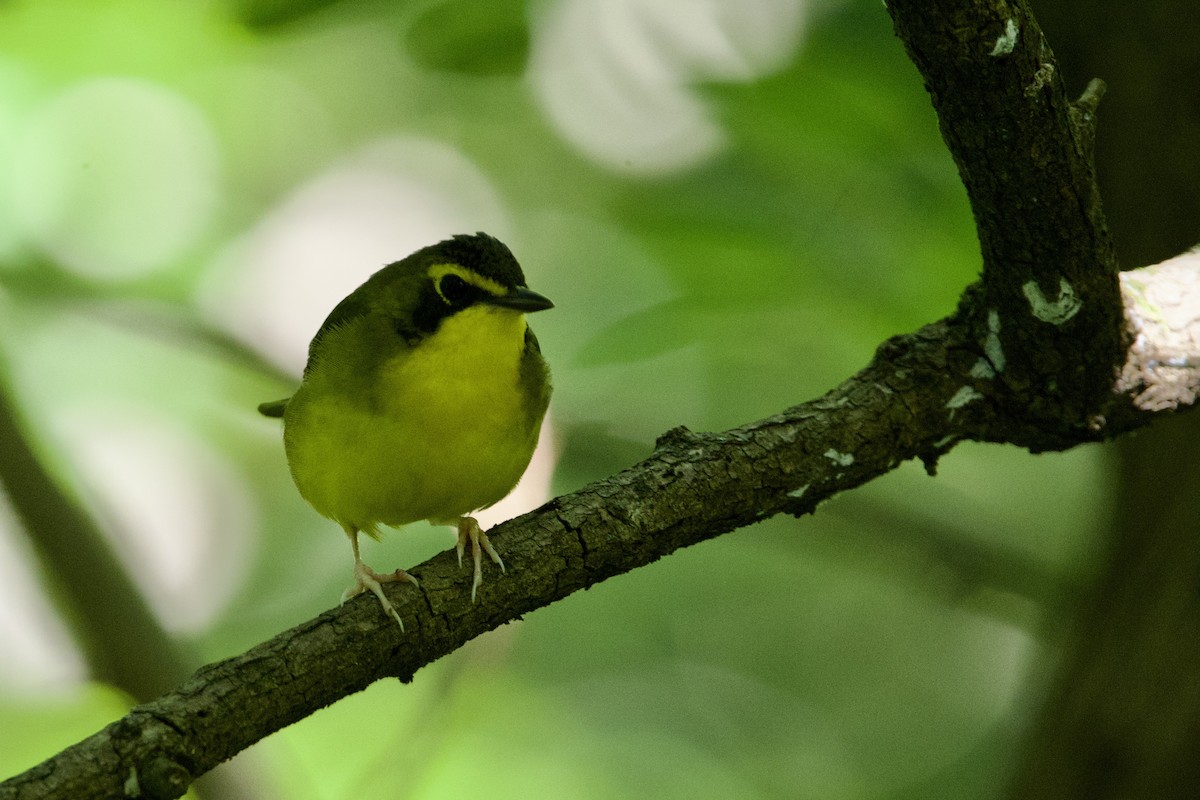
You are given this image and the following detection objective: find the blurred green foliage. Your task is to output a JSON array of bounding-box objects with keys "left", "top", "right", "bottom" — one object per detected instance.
[{"left": 0, "top": 1, "right": 1109, "bottom": 798}]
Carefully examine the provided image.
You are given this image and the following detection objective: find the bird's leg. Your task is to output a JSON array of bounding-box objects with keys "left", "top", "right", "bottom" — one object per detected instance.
[
  {"left": 341, "top": 526, "right": 418, "bottom": 630},
  {"left": 455, "top": 516, "right": 506, "bottom": 603}
]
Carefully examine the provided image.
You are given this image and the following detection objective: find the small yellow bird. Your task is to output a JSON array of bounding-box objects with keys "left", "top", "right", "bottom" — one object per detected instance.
[{"left": 259, "top": 233, "right": 553, "bottom": 628}]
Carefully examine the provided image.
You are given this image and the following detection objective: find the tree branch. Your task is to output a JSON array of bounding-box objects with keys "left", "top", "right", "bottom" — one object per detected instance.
[
  {"left": 887, "top": 0, "right": 1123, "bottom": 444},
  {"left": 1118, "top": 248, "right": 1200, "bottom": 411},
  {"left": 4, "top": 2, "right": 1199, "bottom": 799},
  {"left": 5, "top": 247, "right": 1197, "bottom": 798}
]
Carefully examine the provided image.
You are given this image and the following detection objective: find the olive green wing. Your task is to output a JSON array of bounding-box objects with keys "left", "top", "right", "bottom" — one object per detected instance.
[
  {"left": 306, "top": 287, "right": 373, "bottom": 362},
  {"left": 257, "top": 288, "right": 374, "bottom": 417}
]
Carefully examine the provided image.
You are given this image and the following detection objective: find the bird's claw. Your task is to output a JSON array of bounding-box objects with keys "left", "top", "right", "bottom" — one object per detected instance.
[
  {"left": 343, "top": 560, "right": 418, "bottom": 630},
  {"left": 456, "top": 517, "right": 505, "bottom": 603}
]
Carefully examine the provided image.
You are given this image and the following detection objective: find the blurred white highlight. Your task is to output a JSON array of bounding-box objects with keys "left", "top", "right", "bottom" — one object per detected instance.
[
  {"left": 202, "top": 136, "right": 509, "bottom": 373},
  {"left": 12, "top": 77, "right": 220, "bottom": 280},
  {"left": 528, "top": 0, "right": 809, "bottom": 173},
  {"left": 59, "top": 409, "right": 257, "bottom": 633}
]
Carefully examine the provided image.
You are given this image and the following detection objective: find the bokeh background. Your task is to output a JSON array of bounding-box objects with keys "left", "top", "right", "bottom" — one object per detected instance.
[{"left": 0, "top": 1, "right": 1194, "bottom": 798}]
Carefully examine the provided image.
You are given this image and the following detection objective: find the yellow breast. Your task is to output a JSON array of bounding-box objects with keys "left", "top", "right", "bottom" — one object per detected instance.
[{"left": 283, "top": 305, "right": 548, "bottom": 532}]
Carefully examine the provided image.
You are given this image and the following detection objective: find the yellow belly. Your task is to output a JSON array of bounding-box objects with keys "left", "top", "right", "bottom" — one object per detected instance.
[{"left": 283, "top": 305, "right": 547, "bottom": 533}]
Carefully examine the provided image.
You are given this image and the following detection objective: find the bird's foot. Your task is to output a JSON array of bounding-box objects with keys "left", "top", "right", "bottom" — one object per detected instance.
[
  {"left": 455, "top": 516, "right": 506, "bottom": 602},
  {"left": 342, "top": 560, "right": 419, "bottom": 630}
]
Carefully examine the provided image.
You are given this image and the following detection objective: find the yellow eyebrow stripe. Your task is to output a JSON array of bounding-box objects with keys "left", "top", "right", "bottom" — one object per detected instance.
[{"left": 428, "top": 263, "right": 508, "bottom": 300}]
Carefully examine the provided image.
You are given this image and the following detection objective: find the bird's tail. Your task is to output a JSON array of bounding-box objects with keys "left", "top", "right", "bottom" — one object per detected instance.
[{"left": 257, "top": 399, "right": 289, "bottom": 418}]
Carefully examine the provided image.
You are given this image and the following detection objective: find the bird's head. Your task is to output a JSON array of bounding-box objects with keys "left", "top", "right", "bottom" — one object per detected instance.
[
  {"left": 399, "top": 233, "right": 554, "bottom": 343},
  {"left": 305, "top": 233, "right": 553, "bottom": 375}
]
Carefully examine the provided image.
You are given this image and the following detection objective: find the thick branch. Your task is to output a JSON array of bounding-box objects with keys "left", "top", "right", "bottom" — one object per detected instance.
[
  {"left": 1118, "top": 248, "right": 1200, "bottom": 411},
  {"left": 5, "top": 3, "right": 1200, "bottom": 799},
  {"left": 0, "top": 310, "right": 959, "bottom": 800},
  {"left": 887, "top": 0, "right": 1123, "bottom": 440},
  {"left": 5, "top": 250, "right": 1197, "bottom": 799}
]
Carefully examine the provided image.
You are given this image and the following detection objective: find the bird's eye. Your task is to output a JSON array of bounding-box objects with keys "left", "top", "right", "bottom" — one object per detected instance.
[{"left": 439, "top": 274, "right": 471, "bottom": 306}]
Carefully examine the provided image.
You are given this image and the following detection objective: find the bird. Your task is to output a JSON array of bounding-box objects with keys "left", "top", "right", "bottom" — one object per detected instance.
[{"left": 258, "top": 232, "right": 553, "bottom": 628}]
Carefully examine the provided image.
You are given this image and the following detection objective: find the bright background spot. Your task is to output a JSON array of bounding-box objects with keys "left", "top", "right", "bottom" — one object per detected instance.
[
  {"left": 203, "top": 136, "right": 510, "bottom": 372},
  {"left": 56, "top": 408, "right": 256, "bottom": 632},
  {"left": 11, "top": 77, "right": 221, "bottom": 280},
  {"left": 529, "top": 0, "right": 809, "bottom": 173}
]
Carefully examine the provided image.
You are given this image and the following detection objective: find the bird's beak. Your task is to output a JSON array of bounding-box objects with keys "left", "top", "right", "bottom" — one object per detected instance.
[{"left": 485, "top": 286, "right": 554, "bottom": 312}]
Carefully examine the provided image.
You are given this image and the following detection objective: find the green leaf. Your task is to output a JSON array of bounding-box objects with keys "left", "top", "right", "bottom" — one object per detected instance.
[
  {"left": 405, "top": 0, "right": 529, "bottom": 76},
  {"left": 230, "top": 0, "right": 345, "bottom": 30}
]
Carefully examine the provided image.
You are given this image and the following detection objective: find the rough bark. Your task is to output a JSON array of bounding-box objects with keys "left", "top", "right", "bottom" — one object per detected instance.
[{"left": 2, "top": 2, "right": 1199, "bottom": 799}]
